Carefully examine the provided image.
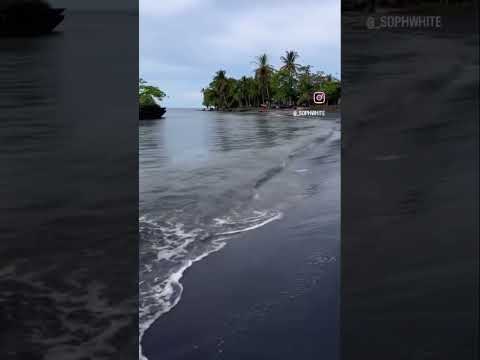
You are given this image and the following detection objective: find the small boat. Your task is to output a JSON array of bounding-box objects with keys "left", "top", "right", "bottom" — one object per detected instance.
[
  {"left": 140, "top": 104, "right": 166, "bottom": 120},
  {"left": 0, "top": 1, "right": 64, "bottom": 36}
]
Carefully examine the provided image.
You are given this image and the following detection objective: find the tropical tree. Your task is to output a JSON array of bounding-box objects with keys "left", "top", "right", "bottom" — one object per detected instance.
[
  {"left": 212, "top": 70, "right": 229, "bottom": 110},
  {"left": 139, "top": 78, "right": 166, "bottom": 106},
  {"left": 280, "top": 50, "right": 300, "bottom": 105},
  {"left": 246, "top": 77, "right": 261, "bottom": 107},
  {"left": 224, "top": 77, "right": 239, "bottom": 109},
  {"left": 320, "top": 78, "right": 341, "bottom": 105},
  {"left": 270, "top": 69, "right": 290, "bottom": 106},
  {"left": 296, "top": 65, "right": 315, "bottom": 106},
  {"left": 201, "top": 87, "right": 216, "bottom": 108},
  {"left": 201, "top": 51, "right": 341, "bottom": 110},
  {"left": 237, "top": 76, "right": 250, "bottom": 107},
  {"left": 254, "top": 53, "right": 274, "bottom": 105}
]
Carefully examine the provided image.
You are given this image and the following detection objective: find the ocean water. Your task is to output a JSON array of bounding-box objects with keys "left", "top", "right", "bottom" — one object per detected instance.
[
  {"left": 0, "top": 12, "right": 138, "bottom": 359},
  {"left": 139, "top": 109, "right": 340, "bottom": 357}
]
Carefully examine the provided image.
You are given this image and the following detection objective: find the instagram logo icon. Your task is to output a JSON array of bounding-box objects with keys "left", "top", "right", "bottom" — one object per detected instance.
[{"left": 313, "top": 91, "right": 326, "bottom": 104}]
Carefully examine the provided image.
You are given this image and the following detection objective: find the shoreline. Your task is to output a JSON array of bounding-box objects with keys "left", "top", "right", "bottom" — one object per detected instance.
[
  {"left": 138, "top": 212, "right": 283, "bottom": 360},
  {"left": 203, "top": 106, "right": 340, "bottom": 114},
  {"left": 142, "top": 207, "right": 339, "bottom": 360},
  {"left": 141, "top": 127, "right": 340, "bottom": 360}
]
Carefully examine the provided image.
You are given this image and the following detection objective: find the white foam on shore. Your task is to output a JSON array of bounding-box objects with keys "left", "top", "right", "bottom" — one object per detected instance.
[
  {"left": 139, "top": 209, "right": 283, "bottom": 360},
  {"left": 217, "top": 211, "right": 283, "bottom": 236},
  {"left": 139, "top": 242, "right": 225, "bottom": 360}
]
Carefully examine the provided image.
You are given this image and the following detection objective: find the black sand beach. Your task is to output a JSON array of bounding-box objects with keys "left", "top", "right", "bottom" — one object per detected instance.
[{"left": 143, "top": 204, "right": 339, "bottom": 360}]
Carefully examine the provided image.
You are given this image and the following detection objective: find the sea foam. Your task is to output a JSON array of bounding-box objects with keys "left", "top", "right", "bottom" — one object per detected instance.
[{"left": 139, "top": 209, "right": 282, "bottom": 360}]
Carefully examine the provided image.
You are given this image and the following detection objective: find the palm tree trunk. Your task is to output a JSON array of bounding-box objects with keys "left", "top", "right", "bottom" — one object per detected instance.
[{"left": 266, "top": 85, "right": 270, "bottom": 107}]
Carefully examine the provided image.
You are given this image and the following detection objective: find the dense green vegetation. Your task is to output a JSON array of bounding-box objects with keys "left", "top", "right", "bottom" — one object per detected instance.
[
  {"left": 202, "top": 51, "right": 340, "bottom": 110},
  {"left": 139, "top": 78, "right": 166, "bottom": 107}
]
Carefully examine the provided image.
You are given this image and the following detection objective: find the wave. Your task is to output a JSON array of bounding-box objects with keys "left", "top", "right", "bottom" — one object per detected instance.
[
  {"left": 254, "top": 164, "right": 286, "bottom": 188},
  {"left": 253, "top": 130, "right": 335, "bottom": 190},
  {"left": 139, "top": 239, "right": 225, "bottom": 360},
  {"left": 216, "top": 211, "right": 283, "bottom": 235},
  {"left": 288, "top": 129, "right": 335, "bottom": 159},
  {"left": 139, "top": 209, "right": 282, "bottom": 360}
]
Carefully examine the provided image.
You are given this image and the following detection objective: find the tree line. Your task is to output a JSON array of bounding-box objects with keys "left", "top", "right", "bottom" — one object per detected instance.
[
  {"left": 202, "top": 51, "right": 341, "bottom": 110},
  {"left": 139, "top": 78, "right": 166, "bottom": 107}
]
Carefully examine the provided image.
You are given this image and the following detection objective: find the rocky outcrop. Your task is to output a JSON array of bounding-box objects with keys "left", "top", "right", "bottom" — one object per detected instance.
[{"left": 140, "top": 104, "right": 166, "bottom": 120}]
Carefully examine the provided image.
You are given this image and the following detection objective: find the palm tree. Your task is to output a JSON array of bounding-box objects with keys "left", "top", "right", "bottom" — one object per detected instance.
[
  {"left": 280, "top": 50, "right": 299, "bottom": 74},
  {"left": 254, "top": 54, "right": 273, "bottom": 106},
  {"left": 245, "top": 77, "right": 258, "bottom": 107},
  {"left": 201, "top": 87, "right": 215, "bottom": 109},
  {"left": 280, "top": 50, "right": 300, "bottom": 106},
  {"left": 213, "top": 70, "right": 228, "bottom": 109},
  {"left": 296, "top": 65, "right": 314, "bottom": 106},
  {"left": 238, "top": 76, "right": 249, "bottom": 107}
]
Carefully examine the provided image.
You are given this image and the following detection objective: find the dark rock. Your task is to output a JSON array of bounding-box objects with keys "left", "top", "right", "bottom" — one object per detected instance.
[
  {"left": 139, "top": 104, "right": 166, "bottom": 120},
  {"left": 0, "top": 0, "right": 64, "bottom": 36}
]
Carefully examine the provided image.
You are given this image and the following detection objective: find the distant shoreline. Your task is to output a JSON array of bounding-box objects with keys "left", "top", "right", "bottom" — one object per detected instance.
[{"left": 202, "top": 105, "right": 341, "bottom": 115}]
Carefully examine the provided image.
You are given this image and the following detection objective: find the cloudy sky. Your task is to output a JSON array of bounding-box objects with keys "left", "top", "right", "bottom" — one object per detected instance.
[{"left": 140, "top": 0, "right": 340, "bottom": 108}]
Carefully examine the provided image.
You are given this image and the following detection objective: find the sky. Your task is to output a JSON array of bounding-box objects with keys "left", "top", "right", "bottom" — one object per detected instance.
[{"left": 140, "top": 0, "right": 340, "bottom": 108}]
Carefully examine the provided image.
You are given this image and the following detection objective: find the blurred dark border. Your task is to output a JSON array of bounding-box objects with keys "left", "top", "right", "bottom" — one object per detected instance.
[
  {"left": 1, "top": 1, "right": 138, "bottom": 359},
  {"left": 341, "top": 1, "right": 478, "bottom": 359}
]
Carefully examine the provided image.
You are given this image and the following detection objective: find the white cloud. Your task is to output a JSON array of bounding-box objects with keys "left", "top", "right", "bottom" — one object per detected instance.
[
  {"left": 140, "top": 58, "right": 195, "bottom": 75},
  {"left": 206, "top": 2, "right": 340, "bottom": 61},
  {"left": 140, "top": 0, "right": 340, "bottom": 107},
  {"left": 140, "top": 0, "right": 203, "bottom": 16}
]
